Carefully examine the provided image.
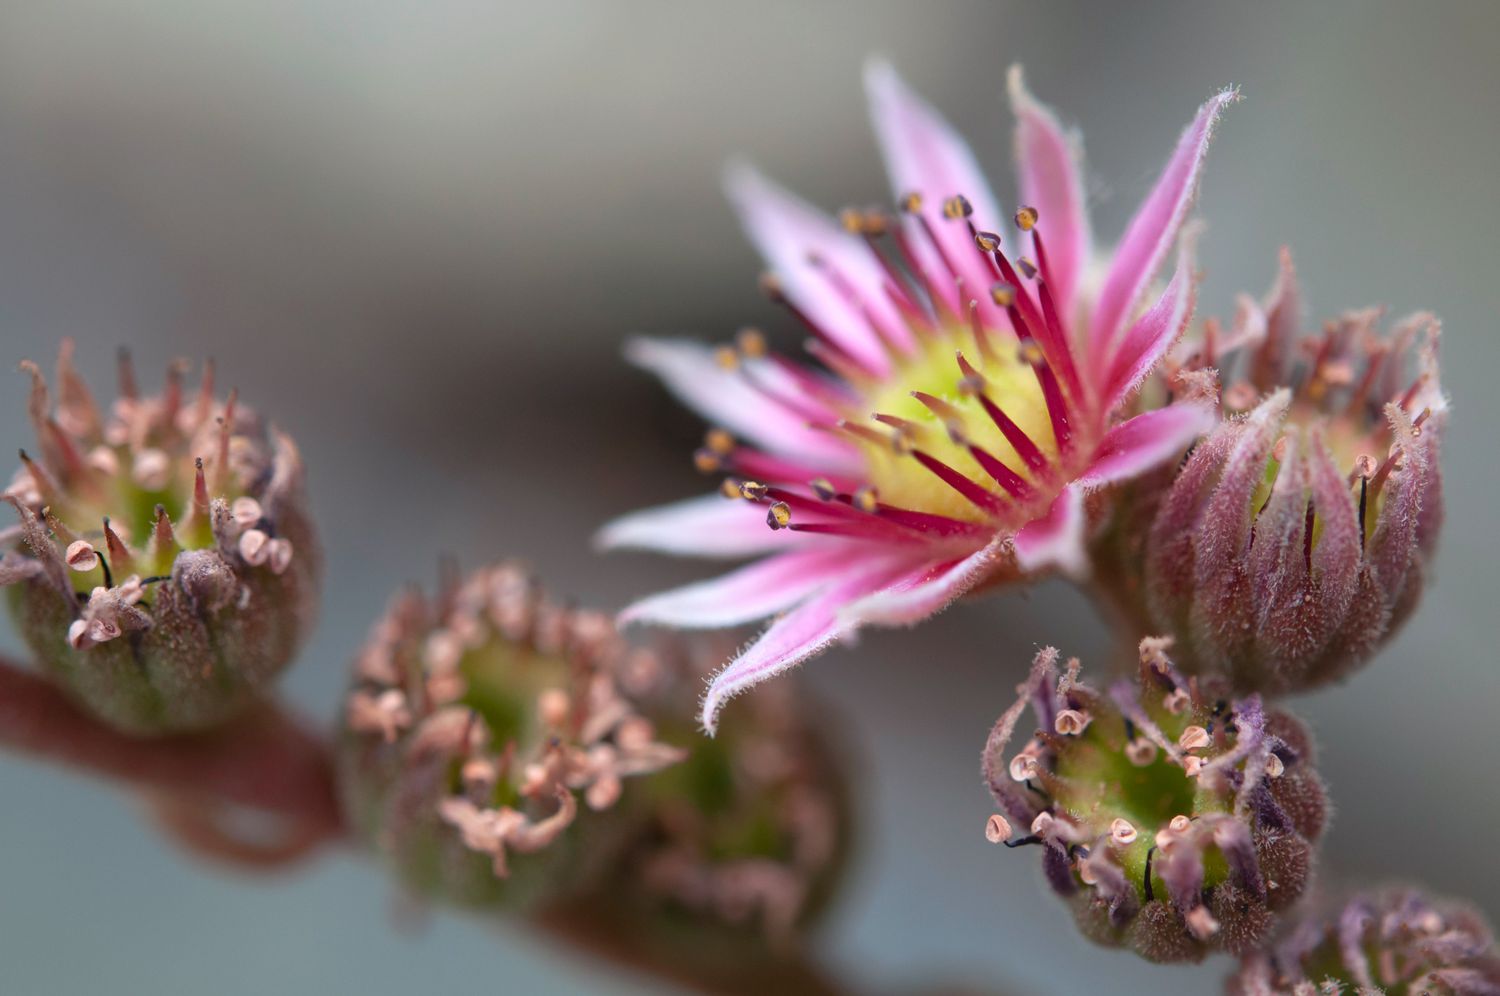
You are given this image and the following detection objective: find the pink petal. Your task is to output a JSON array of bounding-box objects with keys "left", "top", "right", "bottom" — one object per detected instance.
[
  {"left": 700, "top": 555, "right": 917, "bottom": 733},
  {"left": 1008, "top": 66, "right": 1092, "bottom": 326},
  {"left": 618, "top": 545, "right": 858, "bottom": 629},
  {"left": 864, "top": 59, "right": 1003, "bottom": 323},
  {"left": 1012, "top": 484, "right": 1087, "bottom": 577},
  {"left": 840, "top": 537, "right": 1005, "bottom": 626},
  {"left": 1089, "top": 88, "right": 1236, "bottom": 357},
  {"left": 1101, "top": 226, "right": 1199, "bottom": 411},
  {"left": 596, "top": 493, "right": 803, "bottom": 559},
  {"left": 725, "top": 164, "right": 913, "bottom": 371},
  {"left": 1075, "top": 402, "right": 1218, "bottom": 490},
  {"left": 624, "top": 338, "right": 857, "bottom": 469}
]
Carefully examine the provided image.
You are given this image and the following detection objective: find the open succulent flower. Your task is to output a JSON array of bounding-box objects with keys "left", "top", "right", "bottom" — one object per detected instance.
[
  {"left": 601, "top": 63, "right": 1235, "bottom": 731},
  {"left": 338, "top": 562, "right": 849, "bottom": 939},
  {"left": 981, "top": 639, "right": 1325, "bottom": 963},
  {"left": 1, "top": 344, "right": 320, "bottom": 734},
  {"left": 1097, "top": 251, "right": 1446, "bottom": 695},
  {"left": 1229, "top": 889, "right": 1500, "bottom": 995}
]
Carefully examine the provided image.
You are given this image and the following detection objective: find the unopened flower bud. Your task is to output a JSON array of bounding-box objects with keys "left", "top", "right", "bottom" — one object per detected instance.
[
  {"left": 2, "top": 345, "right": 320, "bottom": 733},
  {"left": 981, "top": 641, "right": 1327, "bottom": 963},
  {"left": 1228, "top": 889, "right": 1500, "bottom": 995},
  {"left": 1097, "top": 251, "right": 1446, "bottom": 695}
]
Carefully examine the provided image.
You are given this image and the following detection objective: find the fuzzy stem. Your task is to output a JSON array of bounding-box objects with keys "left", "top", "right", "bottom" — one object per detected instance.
[{"left": 0, "top": 654, "right": 343, "bottom": 838}]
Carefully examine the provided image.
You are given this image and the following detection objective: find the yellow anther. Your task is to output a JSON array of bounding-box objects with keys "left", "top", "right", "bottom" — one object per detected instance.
[
  {"left": 900, "top": 191, "right": 924, "bottom": 214},
  {"left": 854, "top": 485, "right": 879, "bottom": 513},
  {"left": 1014, "top": 205, "right": 1039, "bottom": 231},
  {"left": 766, "top": 501, "right": 791, "bottom": 530},
  {"left": 705, "top": 428, "right": 735, "bottom": 454},
  {"left": 974, "top": 230, "right": 1001, "bottom": 253},
  {"left": 990, "top": 283, "right": 1016, "bottom": 307},
  {"left": 1017, "top": 342, "right": 1045, "bottom": 366},
  {"left": 719, "top": 478, "right": 743, "bottom": 499},
  {"left": 735, "top": 327, "right": 768, "bottom": 359},
  {"left": 1016, "top": 256, "right": 1038, "bottom": 279},
  {"left": 810, "top": 477, "right": 837, "bottom": 501},
  {"left": 942, "top": 194, "right": 973, "bottom": 219},
  {"left": 839, "top": 207, "right": 864, "bottom": 234},
  {"left": 739, "top": 481, "right": 769, "bottom": 501},
  {"left": 713, "top": 345, "right": 740, "bottom": 370},
  {"left": 693, "top": 449, "right": 721, "bottom": 474}
]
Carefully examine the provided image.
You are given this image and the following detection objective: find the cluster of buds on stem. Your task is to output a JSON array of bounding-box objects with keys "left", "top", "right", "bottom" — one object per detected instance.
[
  {"left": 981, "top": 639, "right": 1325, "bottom": 963},
  {"left": 337, "top": 562, "right": 849, "bottom": 946},
  {"left": 1229, "top": 888, "right": 1500, "bottom": 995},
  {"left": 1, "top": 345, "right": 320, "bottom": 733},
  {"left": 1096, "top": 251, "right": 1445, "bottom": 696}
]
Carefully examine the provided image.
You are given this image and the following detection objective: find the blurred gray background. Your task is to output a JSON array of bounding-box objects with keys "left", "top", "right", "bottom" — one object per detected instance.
[{"left": 1, "top": 2, "right": 1496, "bottom": 993}]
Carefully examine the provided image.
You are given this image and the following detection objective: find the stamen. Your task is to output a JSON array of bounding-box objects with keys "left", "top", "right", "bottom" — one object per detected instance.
[
  {"left": 910, "top": 450, "right": 1003, "bottom": 513},
  {"left": 766, "top": 501, "right": 791, "bottom": 530},
  {"left": 1109, "top": 818, "right": 1138, "bottom": 846},
  {"left": 65, "top": 540, "right": 99, "bottom": 573},
  {"left": 942, "top": 194, "right": 973, "bottom": 220},
  {"left": 1179, "top": 725, "right": 1211, "bottom": 751},
  {"left": 705, "top": 428, "right": 735, "bottom": 455},
  {"left": 1054, "top": 709, "right": 1090, "bottom": 736},
  {"left": 738, "top": 481, "right": 769, "bottom": 501},
  {"left": 911, "top": 391, "right": 971, "bottom": 445},
  {"left": 810, "top": 478, "right": 837, "bottom": 501},
  {"left": 735, "top": 327, "right": 767, "bottom": 359},
  {"left": 985, "top": 813, "right": 1012, "bottom": 844},
  {"left": 1014, "top": 205, "right": 1039, "bottom": 231}
]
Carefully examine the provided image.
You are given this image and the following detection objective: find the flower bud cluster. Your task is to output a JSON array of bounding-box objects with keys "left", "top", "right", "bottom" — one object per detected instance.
[
  {"left": 982, "top": 639, "right": 1326, "bottom": 962},
  {"left": 1121, "top": 252, "right": 1445, "bottom": 695},
  {"left": 1228, "top": 889, "right": 1500, "bottom": 995},
  {"left": 339, "top": 562, "right": 685, "bottom": 908},
  {"left": 2, "top": 345, "right": 319, "bottom": 733}
]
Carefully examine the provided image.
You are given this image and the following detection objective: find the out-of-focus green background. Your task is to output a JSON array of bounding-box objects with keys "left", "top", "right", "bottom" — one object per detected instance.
[{"left": 1, "top": 2, "right": 1495, "bottom": 993}]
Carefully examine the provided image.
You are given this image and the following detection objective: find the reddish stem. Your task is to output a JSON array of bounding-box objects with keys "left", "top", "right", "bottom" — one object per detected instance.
[{"left": 0, "top": 655, "right": 343, "bottom": 840}]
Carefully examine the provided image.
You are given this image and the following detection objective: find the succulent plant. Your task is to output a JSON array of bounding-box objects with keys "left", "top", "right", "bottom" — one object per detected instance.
[
  {"left": 981, "top": 638, "right": 1326, "bottom": 963},
  {"left": 337, "top": 561, "right": 850, "bottom": 949},
  {"left": 1094, "top": 251, "right": 1445, "bottom": 695},
  {"left": 1, "top": 345, "right": 320, "bottom": 733},
  {"left": 1228, "top": 888, "right": 1500, "bottom": 995}
]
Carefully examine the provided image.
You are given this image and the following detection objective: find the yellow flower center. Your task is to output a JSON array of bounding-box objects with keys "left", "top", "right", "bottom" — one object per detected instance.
[{"left": 852, "top": 325, "right": 1058, "bottom": 523}]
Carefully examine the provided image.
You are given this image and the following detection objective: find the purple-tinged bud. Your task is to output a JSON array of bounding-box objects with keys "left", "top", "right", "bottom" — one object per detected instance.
[
  {"left": 1228, "top": 888, "right": 1500, "bottom": 995},
  {"left": 2, "top": 345, "right": 320, "bottom": 733},
  {"left": 1098, "top": 250, "right": 1445, "bottom": 695},
  {"left": 337, "top": 562, "right": 851, "bottom": 950},
  {"left": 981, "top": 639, "right": 1326, "bottom": 963}
]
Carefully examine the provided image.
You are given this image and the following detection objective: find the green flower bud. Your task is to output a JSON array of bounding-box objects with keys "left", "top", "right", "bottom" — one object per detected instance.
[
  {"left": 336, "top": 562, "right": 850, "bottom": 949},
  {"left": 1229, "top": 888, "right": 1500, "bottom": 995},
  {"left": 981, "top": 638, "right": 1326, "bottom": 964},
  {"left": 2, "top": 345, "right": 320, "bottom": 734}
]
